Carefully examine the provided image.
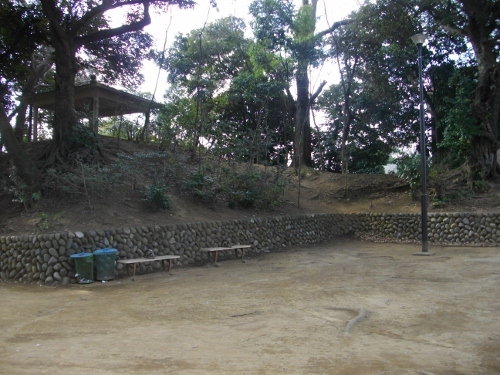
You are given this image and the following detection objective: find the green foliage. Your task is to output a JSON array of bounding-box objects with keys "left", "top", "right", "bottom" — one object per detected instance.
[
  {"left": 349, "top": 142, "right": 391, "bottom": 174},
  {"left": 45, "top": 162, "right": 122, "bottom": 201},
  {"left": 0, "top": 1, "right": 47, "bottom": 98},
  {"left": 38, "top": 212, "right": 49, "bottom": 230},
  {"left": 221, "top": 166, "right": 286, "bottom": 209},
  {"left": 294, "top": 4, "right": 315, "bottom": 41},
  {"left": 222, "top": 168, "right": 263, "bottom": 208},
  {"left": 44, "top": 152, "right": 175, "bottom": 209},
  {"left": 184, "top": 163, "right": 287, "bottom": 210},
  {"left": 437, "top": 68, "right": 480, "bottom": 163},
  {"left": 70, "top": 123, "right": 100, "bottom": 150},
  {"left": 2, "top": 166, "right": 41, "bottom": 211},
  {"left": 184, "top": 170, "right": 217, "bottom": 205},
  {"left": 293, "top": 4, "right": 317, "bottom": 61},
  {"left": 472, "top": 179, "right": 489, "bottom": 193},
  {"left": 352, "top": 162, "right": 385, "bottom": 175},
  {"left": 249, "top": 0, "right": 295, "bottom": 52},
  {"left": 395, "top": 154, "right": 427, "bottom": 200},
  {"left": 115, "top": 152, "right": 174, "bottom": 191},
  {"left": 80, "top": 164, "right": 122, "bottom": 194},
  {"left": 5, "top": 181, "right": 41, "bottom": 211},
  {"left": 294, "top": 167, "right": 308, "bottom": 179},
  {"left": 99, "top": 117, "right": 143, "bottom": 141},
  {"left": 143, "top": 183, "right": 170, "bottom": 210}
]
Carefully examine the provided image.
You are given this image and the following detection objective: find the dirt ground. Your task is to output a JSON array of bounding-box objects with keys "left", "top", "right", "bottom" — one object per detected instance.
[{"left": 1, "top": 238, "right": 499, "bottom": 374}]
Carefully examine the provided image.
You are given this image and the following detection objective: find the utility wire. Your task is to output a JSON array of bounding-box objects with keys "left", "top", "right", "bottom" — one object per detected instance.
[{"left": 150, "top": 7, "right": 173, "bottom": 105}]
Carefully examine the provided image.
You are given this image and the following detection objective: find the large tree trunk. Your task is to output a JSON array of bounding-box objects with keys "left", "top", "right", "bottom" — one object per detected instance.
[
  {"left": 40, "top": 0, "right": 81, "bottom": 164},
  {"left": 468, "top": 59, "right": 499, "bottom": 180},
  {"left": 293, "top": 0, "right": 316, "bottom": 168},
  {"left": 462, "top": 0, "right": 500, "bottom": 181},
  {"left": 50, "top": 36, "right": 78, "bottom": 160},
  {"left": 292, "top": 0, "right": 350, "bottom": 167}
]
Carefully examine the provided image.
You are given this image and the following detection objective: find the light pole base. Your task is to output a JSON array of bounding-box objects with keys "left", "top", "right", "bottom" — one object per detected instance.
[{"left": 413, "top": 252, "right": 436, "bottom": 256}]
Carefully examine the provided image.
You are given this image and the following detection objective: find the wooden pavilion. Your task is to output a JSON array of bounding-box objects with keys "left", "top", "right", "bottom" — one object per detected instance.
[{"left": 20, "top": 75, "right": 163, "bottom": 141}]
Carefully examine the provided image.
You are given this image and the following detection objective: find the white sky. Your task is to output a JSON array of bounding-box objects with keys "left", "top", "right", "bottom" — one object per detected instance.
[{"left": 139, "top": 0, "right": 361, "bottom": 100}]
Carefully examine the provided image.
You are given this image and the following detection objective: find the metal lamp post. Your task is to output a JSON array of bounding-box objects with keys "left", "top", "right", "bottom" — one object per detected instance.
[{"left": 411, "top": 33, "right": 434, "bottom": 256}]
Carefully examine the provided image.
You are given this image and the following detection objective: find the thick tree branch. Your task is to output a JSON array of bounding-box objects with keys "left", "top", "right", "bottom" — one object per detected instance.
[
  {"left": 309, "top": 80, "right": 327, "bottom": 105},
  {"left": 40, "top": 0, "right": 68, "bottom": 41},
  {"left": 418, "top": 1, "right": 467, "bottom": 37},
  {"left": 285, "top": 86, "right": 296, "bottom": 110},
  {"left": 76, "top": 2, "right": 151, "bottom": 47},
  {"left": 315, "top": 19, "right": 353, "bottom": 40},
  {"left": 76, "top": 0, "right": 148, "bottom": 32},
  {"left": 76, "top": 0, "right": 195, "bottom": 37}
]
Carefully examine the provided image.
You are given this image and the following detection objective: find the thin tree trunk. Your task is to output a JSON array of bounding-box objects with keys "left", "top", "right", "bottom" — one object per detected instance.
[
  {"left": 294, "top": 65, "right": 311, "bottom": 167},
  {"left": 14, "top": 102, "right": 28, "bottom": 142},
  {"left": 0, "top": 104, "right": 42, "bottom": 196}
]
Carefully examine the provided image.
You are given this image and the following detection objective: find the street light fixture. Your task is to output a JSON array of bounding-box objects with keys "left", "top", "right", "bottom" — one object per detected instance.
[{"left": 411, "top": 33, "right": 434, "bottom": 256}]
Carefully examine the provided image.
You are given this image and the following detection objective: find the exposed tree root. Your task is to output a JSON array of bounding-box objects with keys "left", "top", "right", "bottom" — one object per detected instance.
[
  {"left": 39, "top": 140, "right": 104, "bottom": 172},
  {"left": 328, "top": 307, "right": 368, "bottom": 335}
]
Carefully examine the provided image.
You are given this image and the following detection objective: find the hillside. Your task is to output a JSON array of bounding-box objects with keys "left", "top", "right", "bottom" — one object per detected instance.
[{"left": 1, "top": 136, "right": 499, "bottom": 237}]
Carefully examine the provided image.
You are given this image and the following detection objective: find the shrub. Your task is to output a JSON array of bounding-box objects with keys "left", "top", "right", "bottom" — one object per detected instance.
[
  {"left": 45, "top": 161, "right": 123, "bottom": 208},
  {"left": 221, "top": 166, "right": 287, "bottom": 209},
  {"left": 184, "top": 170, "right": 217, "bottom": 205},
  {"left": 116, "top": 152, "right": 174, "bottom": 191},
  {"left": 184, "top": 163, "right": 288, "bottom": 210},
  {"left": 143, "top": 183, "right": 170, "bottom": 210},
  {"left": 70, "top": 123, "right": 100, "bottom": 150},
  {"left": 395, "top": 154, "right": 429, "bottom": 200}
]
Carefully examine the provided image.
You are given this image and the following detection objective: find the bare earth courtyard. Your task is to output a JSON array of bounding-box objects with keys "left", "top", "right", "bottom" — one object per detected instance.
[{"left": 1, "top": 238, "right": 499, "bottom": 375}]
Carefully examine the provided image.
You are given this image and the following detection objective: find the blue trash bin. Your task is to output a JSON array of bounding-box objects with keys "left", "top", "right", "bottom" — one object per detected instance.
[
  {"left": 93, "top": 248, "right": 118, "bottom": 281},
  {"left": 70, "top": 252, "right": 94, "bottom": 284}
]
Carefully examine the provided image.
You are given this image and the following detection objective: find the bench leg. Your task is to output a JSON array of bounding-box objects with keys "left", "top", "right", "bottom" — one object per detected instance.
[
  {"left": 161, "top": 259, "right": 174, "bottom": 272},
  {"left": 127, "top": 263, "right": 137, "bottom": 276},
  {"left": 234, "top": 248, "right": 245, "bottom": 260}
]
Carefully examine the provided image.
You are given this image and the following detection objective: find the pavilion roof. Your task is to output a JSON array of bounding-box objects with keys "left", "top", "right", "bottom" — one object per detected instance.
[{"left": 20, "top": 79, "right": 163, "bottom": 117}]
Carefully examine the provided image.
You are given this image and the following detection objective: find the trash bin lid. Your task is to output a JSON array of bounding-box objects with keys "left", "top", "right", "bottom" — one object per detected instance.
[
  {"left": 93, "top": 248, "right": 118, "bottom": 255},
  {"left": 70, "top": 252, "right": 93, "bottom": 258}
]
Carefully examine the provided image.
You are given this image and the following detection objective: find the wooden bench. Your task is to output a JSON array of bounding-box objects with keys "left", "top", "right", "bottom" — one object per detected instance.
[
  {"left": 200, "top": 245, "right": 251, "bottom": 263},
  {"left": 117, "top": 255, "right": 180, "bottom": 277}
]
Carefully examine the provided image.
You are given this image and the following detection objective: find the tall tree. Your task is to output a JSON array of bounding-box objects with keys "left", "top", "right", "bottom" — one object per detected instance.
[
  {"left": 0, "top": 0, "right": 48, "bottom": 197},
  {"left": 38, "top": 0, "right": 195, "bottom": 165},
  {"left": 357, "top": 0, "right": 499, "bottom": 181},
  {"left": 162, "top": 16, "right": 295, "bottom": 164},
  {"left": 315, "top": 4, "right": 426, "bottom": 173},
  {"left": 420, "top": 0, "right": 500, "bottom": 180},
  {"left": 250, "top": 0, "right": 351, "bottom": 167},
  {"left": 163, "top": 17, "right": 251, "bottom": 156}
]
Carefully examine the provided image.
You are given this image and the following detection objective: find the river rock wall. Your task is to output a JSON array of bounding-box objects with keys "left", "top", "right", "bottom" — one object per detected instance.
[{"left": 1, "top": 212, "right": 499, "bottom": 285}]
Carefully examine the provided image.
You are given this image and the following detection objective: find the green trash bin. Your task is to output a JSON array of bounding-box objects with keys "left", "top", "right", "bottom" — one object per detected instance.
[
  {"left": 70, "top": 252, "right": 94, "bottom": 284},
  {"left": 93, "top": 248, "right": 118, "bottom": 281}
]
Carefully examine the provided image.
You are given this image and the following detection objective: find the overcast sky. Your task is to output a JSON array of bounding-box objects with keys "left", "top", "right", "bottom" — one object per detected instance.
[{"left": 139, "top": 0, "right": 362, "bottom": 100}]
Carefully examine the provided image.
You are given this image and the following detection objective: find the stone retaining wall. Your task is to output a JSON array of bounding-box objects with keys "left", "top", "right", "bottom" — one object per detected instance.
[{"left": 1, "top": 212, "right": 499, "bottom": 285}]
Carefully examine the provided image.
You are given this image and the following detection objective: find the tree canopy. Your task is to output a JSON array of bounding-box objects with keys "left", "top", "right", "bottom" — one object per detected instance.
[
  {"left": 1, "top": 0, "right": 499, "bottom": 202},
  {"left": 0, "top": 0, "right": 197, "bottom": 198}
]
